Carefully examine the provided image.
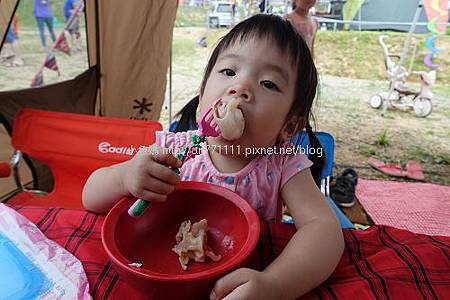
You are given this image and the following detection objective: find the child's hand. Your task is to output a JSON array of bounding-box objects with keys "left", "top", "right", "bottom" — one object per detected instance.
[
  {"left": 210, "top": 268, "right": 282, "bottom": 300},
  {"left": 121, "top": 146, "right": 181, "bottom": 202}
]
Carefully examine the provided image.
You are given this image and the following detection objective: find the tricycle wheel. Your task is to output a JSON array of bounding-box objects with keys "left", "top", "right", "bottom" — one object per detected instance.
[
  {"left": 413, "top": 98, "right": 432, "bottom": 117},
  {"left": 370, "top": 94, "right": 383, "bottom": 109}
]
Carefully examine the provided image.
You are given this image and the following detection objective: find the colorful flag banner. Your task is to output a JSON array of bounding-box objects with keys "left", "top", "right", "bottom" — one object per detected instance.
[
  {"left": 31, "top": 71, "right": 44, "bottom": 88},
  {"left": 44, "top": 52, "right": 60, "bottom": 75},
  {"left": 55, "top": 33, "right": 71, "bottom": 56},
  {"left": 30, "top": 0, "right": 86, "bottom": 86}
]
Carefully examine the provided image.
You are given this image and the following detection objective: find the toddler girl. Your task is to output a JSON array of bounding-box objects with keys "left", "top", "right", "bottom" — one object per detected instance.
[{"left": 83, "top": 14, "right": 344, "bottom": 300}]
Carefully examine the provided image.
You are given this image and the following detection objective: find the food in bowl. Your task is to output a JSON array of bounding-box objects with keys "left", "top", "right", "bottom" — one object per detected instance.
[
  {"left": 128, "top": 262, "right": 142, "bottom": 268},
  {"left": 172, "top": 219, "right": 222, "bottom": 270}
]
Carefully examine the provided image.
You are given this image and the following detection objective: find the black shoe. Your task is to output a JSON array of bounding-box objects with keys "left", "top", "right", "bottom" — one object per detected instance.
[{"left": 331, "top": 168, "right": 358, "bottom": 207}]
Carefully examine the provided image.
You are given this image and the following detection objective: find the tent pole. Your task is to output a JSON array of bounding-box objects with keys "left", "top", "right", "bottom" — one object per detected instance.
[
  {"left": 381, "top": 0, "right": 423, "bottom": 116},
  {"left": 408, "top": 40, "right": 418, "bottom": 74},
  {"left": 396, "top": 0, "right": 422, "bottom": 79}
]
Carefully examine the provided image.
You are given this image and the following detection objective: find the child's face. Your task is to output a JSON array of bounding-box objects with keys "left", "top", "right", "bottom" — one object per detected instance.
[
  {"left": 199, "top": 37, "right": 297, "bottom": 154},
  {"left": 296, "top": 0, "right": 316, "bottom": 10}
]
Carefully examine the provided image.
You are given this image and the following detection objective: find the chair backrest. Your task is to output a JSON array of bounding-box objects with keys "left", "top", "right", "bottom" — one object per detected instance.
[
  {"left": 169, "top": 120, "right": 198, "bottom": 133},
  {"left": 289, "top": 131, "right": 354, "bottom": 228},
  {"left": 290, "top": 131, "right": 334, "bottom": 179},
  {"left": 11, "top": 108, "right": 162, "bottom": 209},
  {"left": 0, "top": 67, "right": 98, "bottom": 191}
]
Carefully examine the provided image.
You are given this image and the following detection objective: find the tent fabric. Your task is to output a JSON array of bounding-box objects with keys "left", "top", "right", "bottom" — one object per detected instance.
[
  {"left": 0, "top": 67, "right": 98, "bottom": 192},
  {"left": 85, "top": 0, "right": 178, "bottom": 120},
  {"left": 8, "top": 108, "right": 162, "bottom": 209},
  {"left": 342, "top": 0, "right": 364, "bottom": 24},
  {"left": 0, "top": 67, "right": 98, "bottom": 134},
  {"left": 0, "top": 1, "right": 178, "bottom": 198},
  {"left": 348, "top": 0, "right": 429, "bottom": 33},
  {"left": 1, "top": 0, "right": 178, "bottom": 121},
  {"left": 0, "top": 0, "right": 18, "bottom": 47}
]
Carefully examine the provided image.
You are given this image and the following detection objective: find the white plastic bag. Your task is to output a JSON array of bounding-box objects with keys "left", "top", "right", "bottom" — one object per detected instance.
[{"left": 0, "top": 203, "right": 91, "bottom": 299}]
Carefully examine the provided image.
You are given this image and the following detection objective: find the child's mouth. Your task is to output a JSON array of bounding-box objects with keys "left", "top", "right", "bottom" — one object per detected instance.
[{"left": 213, "top": 96, "right": 245, "bottom": 141}]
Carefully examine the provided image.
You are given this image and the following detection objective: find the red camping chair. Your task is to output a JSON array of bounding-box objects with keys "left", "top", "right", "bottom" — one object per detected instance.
[{"left": 3, "top": 108, "right": 162, "bottom": 209}]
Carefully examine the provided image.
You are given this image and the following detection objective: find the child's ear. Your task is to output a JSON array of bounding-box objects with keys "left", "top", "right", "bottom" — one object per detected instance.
[{"left": 279, "top": 117, "right": 303, "bottom": 142}]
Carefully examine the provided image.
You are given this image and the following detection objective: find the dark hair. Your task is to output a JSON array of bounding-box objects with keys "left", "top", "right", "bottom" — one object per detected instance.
[{"left": 173, "top": 14, "right": 324, "bottom": 186}]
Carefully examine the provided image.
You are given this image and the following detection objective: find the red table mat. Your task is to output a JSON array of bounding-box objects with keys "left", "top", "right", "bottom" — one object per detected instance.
[{"left": 10, "top": 205, "right": 450, "bottom": 300}]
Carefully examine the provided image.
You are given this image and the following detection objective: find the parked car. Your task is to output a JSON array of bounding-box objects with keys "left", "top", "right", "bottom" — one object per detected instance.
[{"left": 208, "top": 1, "right": 238, "bottom": 28}]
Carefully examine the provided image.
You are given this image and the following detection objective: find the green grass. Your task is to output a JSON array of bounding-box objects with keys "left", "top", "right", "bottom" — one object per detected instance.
[
  {"left": 1, "top": 0, "right": 88, "bottom": 91},
  {"left": 13, "top": 2, "right": 450, "bottom": 86},
  {"left": 433, "top": 84, "right": 450, "bottom": 95},
  {"left": 16, "top": 0, "right": 66, "bottom": 29},
  {"left": 374, "top": 130, "right": 390, "bottom": 147},
  {"left": 172, "top": 36, "right": 197, "bottom": 59},
  {"left": 175, "top": 6, "right": 209, "bottom": 27},
  {"left": 410, "top": 144, "right": 450, "bottom": 165},
  {"left": 171, "top": 35, "right": 205, "bottom": 77},
  {"left": 315, "top": 30, "right": 450, "bottom": 84}
]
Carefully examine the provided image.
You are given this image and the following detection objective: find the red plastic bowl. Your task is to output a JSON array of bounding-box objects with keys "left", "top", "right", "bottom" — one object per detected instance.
[{"left": 102, "top": 181, "right": 260, "bottom": 299}]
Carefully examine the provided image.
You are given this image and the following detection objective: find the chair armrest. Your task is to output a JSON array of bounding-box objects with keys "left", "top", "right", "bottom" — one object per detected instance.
[
  {"left": 11, "top": 150, "right": 48, "bottom": 196},
  {"left": 11, "top": 150, "right": 25, "bottom": 191},
  {"left": 321, "top": 176, "right": 331, "bottom": 197}
]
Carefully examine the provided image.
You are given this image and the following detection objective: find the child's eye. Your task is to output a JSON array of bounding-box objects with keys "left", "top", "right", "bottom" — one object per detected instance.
[
  {"left": 261, "top": 80, "right": 279, "bottom": 91},
  {"left": 219, "top": 69, "right": 236, "bottom": 76}
]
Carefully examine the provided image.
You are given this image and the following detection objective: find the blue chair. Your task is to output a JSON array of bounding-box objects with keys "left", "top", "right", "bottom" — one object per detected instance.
[
  {"left": 288, "top": 131, "right": 354, "bottom": 229},
  {"left": 169, "top": 120, "right": 197, "bottom": 133}
]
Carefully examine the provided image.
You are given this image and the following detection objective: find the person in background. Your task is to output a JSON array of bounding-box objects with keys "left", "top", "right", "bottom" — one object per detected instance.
[
  {"left": 33, "top": 0, "right": 57, "bottom": 51},
  {"left": 231, "top": 0, "right": 238, "bottom": 25},
  {"left": 259, "top": 0, "right": 266, "bottom": 13},
  {"left": 285, "top": 0, "right": 318, "bottom": 57},
  {"left": 0, "top": 17, "right": 24, "bottom": 67},
  {"left": 63, "top": 0, "right": 82, "bottom": 51}
]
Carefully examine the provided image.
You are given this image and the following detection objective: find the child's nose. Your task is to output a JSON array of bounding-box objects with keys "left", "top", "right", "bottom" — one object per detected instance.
[{"left": 226, "top": 84, "right": 252, "bottom": 102}]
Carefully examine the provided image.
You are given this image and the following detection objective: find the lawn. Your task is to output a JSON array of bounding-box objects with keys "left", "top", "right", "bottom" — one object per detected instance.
[
  {"left": 163, "top": 27, "right": 450, "bottom": 185},
  {"left": 1, "top": 5, "right": 449, "bottom": 186},
  {"left": 0, "top": 0, "right": 88, "bottom": 91}
]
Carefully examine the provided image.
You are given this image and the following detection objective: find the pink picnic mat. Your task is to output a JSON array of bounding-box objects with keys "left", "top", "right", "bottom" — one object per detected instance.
[{"left": 356, "top": 179, "right": 450, "bottom": 236}]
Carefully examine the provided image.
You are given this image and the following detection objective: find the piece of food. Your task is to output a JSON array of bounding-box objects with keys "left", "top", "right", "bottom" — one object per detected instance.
[
  {"left": 128, "top": 262, "right": 142, "bottom": 268},
  {"left": 172, "top": 219, "right": 222, "bottom": 271},
  {"left": 213, "top": 97, "right": 245, "bottom": 141}
]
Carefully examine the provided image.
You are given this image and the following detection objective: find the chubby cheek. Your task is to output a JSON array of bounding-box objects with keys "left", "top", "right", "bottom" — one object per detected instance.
[
  {"left": 247, "top": 110, "right": 285, "bottom": 146},
  {"left": 198, "top": 95, "right": 214, "bottom": 114},
  {"left": 199, "top": 78, "right": 225, "bottom": 113},
  {"left": 260, "top": 121, "right": 284, "bottom": 144},
  {"left": 197, "top": 101, "right": 206, "bottom": 119}
]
